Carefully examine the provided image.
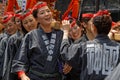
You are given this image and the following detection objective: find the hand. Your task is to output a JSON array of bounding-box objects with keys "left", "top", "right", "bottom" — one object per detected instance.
[
  {"left": 20, "top": 73, "right": 30, "bottom": 80},
  {"left": 108, "top": 29, "right": 118, "bottom": 39},
  {"left": 62, "top": 20, "right": 70, "bottom": 31},
  {"left": 63, "top": 63, "right": 72, "bottom": 74}
]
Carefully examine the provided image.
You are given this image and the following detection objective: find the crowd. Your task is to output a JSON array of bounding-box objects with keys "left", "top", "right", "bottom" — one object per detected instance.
[{"left": 0, "top": 0, "right": 120, "bottom": 80}]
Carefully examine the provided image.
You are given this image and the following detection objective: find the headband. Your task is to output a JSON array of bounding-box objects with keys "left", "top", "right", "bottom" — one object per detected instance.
[
  {"left": 32, "top": 2, "right": 47, "bottom": 12},
  {"left": 21, "top": 11, "right": 32, "bottom": 20},
  {"left": 2, "top": 14, "right": 13, "bottom": 23}
]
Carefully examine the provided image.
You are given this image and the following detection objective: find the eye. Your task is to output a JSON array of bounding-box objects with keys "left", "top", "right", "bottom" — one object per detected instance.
[
  {"left": 39, "top": 11, "right": 45, "bottom": 15},
  {"left": 23, "top": 21, "right": 27, "bottom": 24},
  {"left": 46, "top": 9, "right": 50, "bottom": 12},
  {"left": 8, "top": 24, "right": 12, "bottom": 27},
  {"left": 29, "top": 19, "right": 33, "bottom": 22}
]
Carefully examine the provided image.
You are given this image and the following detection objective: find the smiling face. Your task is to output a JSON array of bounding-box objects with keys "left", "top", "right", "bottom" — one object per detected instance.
[
  {"left": 6, "top": 19, "right": 17, "bottom": 35},
  {"left": 69, "top": 24, "right": 82, "bottom": 40},
  {"left": 22, "top": 14, "right": 37, "bottom": 32},
  {"left": 36, "top": 6, "right": 52, "bottom": 27}
]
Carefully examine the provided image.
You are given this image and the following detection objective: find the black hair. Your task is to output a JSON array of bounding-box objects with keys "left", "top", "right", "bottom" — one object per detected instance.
[
  {"left": 93, "top": 15, "right": 112, "bottom": 34},
  {"left": 21, "top": 9, "right": 31, "bottom": 34}
]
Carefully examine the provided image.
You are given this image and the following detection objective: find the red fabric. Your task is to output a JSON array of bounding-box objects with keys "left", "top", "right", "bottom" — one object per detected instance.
[
  {"left": 26, "top": 0, "right": 37, "bottom": 9},
  {"left": 93, "top": 10, "right": 110, "bottom": 18},
  {"left": 2, "top": 14, "right": 13, "bottom": 23},
  {"left": 6, "top": 0, "right": 20, "bottom": 12},
  {"left": 21, "top": 11, "right": 32, "bottom": 20},
  {"left": 17, "top": 71, "right": 25, "bottom": 78},
  {"left": 32, "top": 2, "right": 47, "bottom": 11},
  {"left": 62, "top": 0, "right": 79, "bottom": 20},
  {"left": 111, "top": 22, "right": 117, "bottom": 28},
  {"left": 82, "top": 13, "right": 94, "bottom": 18}
]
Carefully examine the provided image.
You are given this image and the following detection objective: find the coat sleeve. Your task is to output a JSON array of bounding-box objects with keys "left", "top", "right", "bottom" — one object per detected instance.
[{"left": 11, "top": 34, "right": 31, "bottom": 73}]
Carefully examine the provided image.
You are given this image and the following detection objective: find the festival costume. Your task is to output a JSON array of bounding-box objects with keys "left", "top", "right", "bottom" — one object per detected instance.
[
  {"left": 78, "top": 34, "right": 120, "bottom": 80},
  {"left": 12, "top": 27, "right": 63, "bottom": 80},
  {"left": 60, "top": 34, "right": 88, "bottom": 80},
  {"left": 2, "top": 31, "right": 24, "bottom": 80}
]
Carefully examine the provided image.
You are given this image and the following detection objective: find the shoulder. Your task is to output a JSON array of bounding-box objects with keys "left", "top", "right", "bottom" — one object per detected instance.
[
  {"left": 54, "top": 29, "right": 63, "bottom": 33},
  {"left": 9, "top": 33, "right": 17, "bottom": 40}
]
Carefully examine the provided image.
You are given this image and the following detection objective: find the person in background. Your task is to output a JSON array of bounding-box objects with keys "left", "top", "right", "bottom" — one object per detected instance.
[
  {"left": 81, "top": 13, "right": 95, "bottom": 40},
  {"left": 0, "top": 23, "right": 7, "bottom": 41},
  {"left": 108, "top": 21, "right": 120, "bottom": 42},
  {"left": 12, "top": 1, "right": 63, "bottom": 80},
  {"left": 0, "top": 13, "right": 18, "bottom": 80},
  {"left": 74, "top": 13, "right": 120, "bottom": 80},
  {"left": 60, "top": 17, "right": 88, "bottom": 80},
  {"left": 2, "top": 9, "right": 38, "bottom": 80}
]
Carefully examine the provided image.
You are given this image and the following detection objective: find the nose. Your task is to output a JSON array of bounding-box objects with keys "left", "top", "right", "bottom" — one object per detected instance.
[
  {"left": 71, "top": 28, "right": 76, "bottom": 33},
  {"left": 27, "top": 22, "right": 31, "bottom": 27},
  {"left": 45, "top": 11, "right": 49, "bottom": 15}
]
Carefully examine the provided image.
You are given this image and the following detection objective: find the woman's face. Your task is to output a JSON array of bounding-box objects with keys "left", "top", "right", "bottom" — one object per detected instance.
[
  {"left": 69, "top": 24, "right": 82, "bottom": 40},
  {"left": 22, "top": 14, "right": 37, "bottom": 32},
  {"left": 15, "top": 17, "right": 21, "bottom": 30},
  {"left": 36, "top": 6, "right": 52, "bottom": 26},
  {"left": 6, "top": 19, "right": 17, "bottom": 35}
]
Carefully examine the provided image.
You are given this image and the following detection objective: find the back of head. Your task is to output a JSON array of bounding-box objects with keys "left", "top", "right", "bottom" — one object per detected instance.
[{"left": 93, "top": 15, "right": 112, "bottom": 35}]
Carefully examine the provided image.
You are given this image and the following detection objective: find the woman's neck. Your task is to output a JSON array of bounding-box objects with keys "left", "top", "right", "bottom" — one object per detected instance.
[{"left": 40, "top": 24, "right": 52, "bottom": 33}]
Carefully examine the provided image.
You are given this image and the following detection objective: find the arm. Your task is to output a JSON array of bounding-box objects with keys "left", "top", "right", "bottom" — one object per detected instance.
[
  {"left": 11, "top": 34, "right": 31, "bottom": 79},
  {"left": 18, "top": 71, "right": 30, "bottom": 80}
]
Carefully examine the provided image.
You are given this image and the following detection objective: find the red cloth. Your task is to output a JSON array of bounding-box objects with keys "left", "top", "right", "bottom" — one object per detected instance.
[
  {"left": 62, "top": 0, "right": 79, "bottom": 20},
  {"left": 17, "top": 71, "right": 25, "bottom": 78},
  {"left": 82, "top": 13, "right": 94, "bottom": 18},
  {"left": 6, "top": 0, "right": 20, "bottom": 12},
  {"left": 26, "top": 0, "right": 37, "bottom": 9}
]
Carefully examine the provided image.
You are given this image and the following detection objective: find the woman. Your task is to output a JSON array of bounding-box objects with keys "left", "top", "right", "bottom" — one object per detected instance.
[
  {"left": 3, "top": 9, "right": 37, "bottom": 80},
  {"left": 12, "top": 1, "right": 63, "bottom": 80},
  {"left": 60, "top": 17, "right": 88, "bottom": 80},
  {"left": 0, "top": 13, "right": 18, "bottom": 79},
  {"left": 78, "top": 14, "right": 120, "bottom": 80}
]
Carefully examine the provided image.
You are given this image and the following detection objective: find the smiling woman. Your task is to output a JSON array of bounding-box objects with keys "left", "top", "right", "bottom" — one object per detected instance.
[
  {"left": 11, "top": 1, "right": 63, "bottom": 80},
  {"left": 60, "top": 17, "right": 88, "bottom": 80}
]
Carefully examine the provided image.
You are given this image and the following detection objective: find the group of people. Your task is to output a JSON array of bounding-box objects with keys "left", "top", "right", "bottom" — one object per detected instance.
[{"left": 0, "top": 1, "right": 120, "bottom": 80}]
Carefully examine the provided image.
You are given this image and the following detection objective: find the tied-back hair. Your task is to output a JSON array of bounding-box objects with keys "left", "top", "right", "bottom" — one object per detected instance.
[{"left": 93, "top": 15, "right": 112, "bottom": 34}]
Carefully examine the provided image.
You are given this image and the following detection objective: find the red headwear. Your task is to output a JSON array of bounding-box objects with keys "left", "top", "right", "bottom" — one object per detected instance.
[
  {"left": 31, "top": 2, "right": 47, "bottom": 12},
  {"left": 21, "top": 11, "right": 32, "bottom": 20},
  {"left": 64, "top": 16, "right": 76, "bottom": 28},
  {"left": 2, "top": 12, "right": 14, "bottom": 24},
  {"left": 82, "top": 13, "right": 94, "bottom": 18},
  {"left": 70, "top": 20, "right": 76, "bottom": 28},
  {"left": 93, "top": 10, "right": 110, "bottom": 18},
  {"left": 111, "top": 22, "right": 117, "bottom": 28},
  {"left": 15, "top": 14, "right": 22, "bottom": 19}
]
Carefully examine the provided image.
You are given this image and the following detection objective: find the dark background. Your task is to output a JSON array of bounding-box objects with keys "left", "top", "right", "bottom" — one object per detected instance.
[
  {"left": 55, "top": 0, "right": 120, "bottom": 22},
  {"left": 81, "top": 0, "right": 120, "bottom": 22}
]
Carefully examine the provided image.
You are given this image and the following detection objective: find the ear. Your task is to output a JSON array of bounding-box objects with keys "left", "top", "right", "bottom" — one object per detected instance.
[{"left": 91, "top": 25, "right": 98, "bottom": 37}]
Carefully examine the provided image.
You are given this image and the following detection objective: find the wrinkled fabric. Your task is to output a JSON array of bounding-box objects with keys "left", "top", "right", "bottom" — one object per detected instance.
[
  {"left": 60, "top": 34, "right": 88, "bottom": 80},
  {"left": 105, "top": 63, "right": 120, "bottom": 80},
  {"left": 79, "top": 34, "right": 120, "bottom": 80},
  {"left": 0, "top": 35, "right": 10, "bottom": 79},
  {"left": 12, "top": 28, "right": 63, "bottom": 80},
  {"left": 0, "top": 33, "right": 7, "bottom": 42},
  {"left": 2, "top": 31, "right": 24, "bottom": 80}
]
